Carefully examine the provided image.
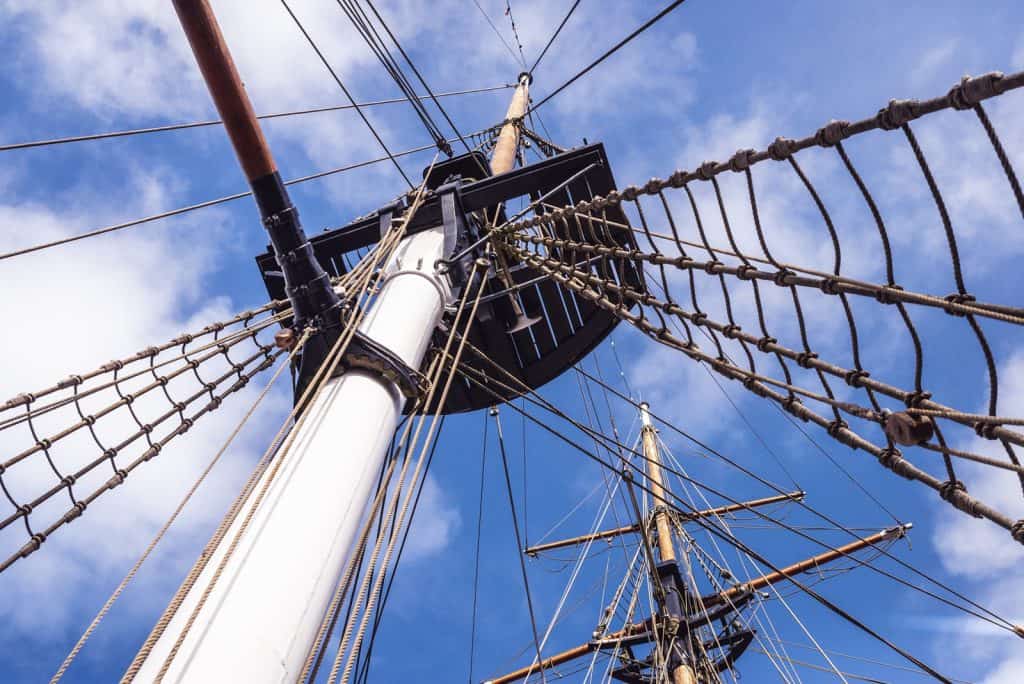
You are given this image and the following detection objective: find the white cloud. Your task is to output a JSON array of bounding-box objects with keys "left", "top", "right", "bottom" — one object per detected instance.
[{"left": 401, "top": 474, "right": 461, "bottom": 562}]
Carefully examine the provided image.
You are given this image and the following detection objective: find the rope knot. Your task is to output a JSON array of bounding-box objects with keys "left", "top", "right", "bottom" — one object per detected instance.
[
  {"left": 667, "top": 170, "right": 689, "bottom": 188},
  {"left": 742, "top": 377, "right": 768, "bottom": 397},
  {"left": 974, "top": 420, "right": 999, "bottom": 440},
  {"left": 773, "top": 268, "right": 795, "bottom": 286},
  {"left": 904, "top": 390, "right": 932, "bottom": 408},
  {"left": 180, "top": 418, "right": 195, "bottom": 433},
  {"left": 100, "top": 360, "right": 124, "bottom": 372},
  {"left": 879, "top": 447, "right": 914, "bottom": 479},
  {"left": 620, "top": 186, "right": 640, "bottom": 202},
  {"left": 1011, "top": 520, "right": 1024, "bottom": 545},
  {"left": 940, "top": 480, "right": 983, "bottom": 518},
  {"left": 696, "top": 161, "right": 718, "bottom": 181},
  {"left": 948, "top": 72, "right": 1004, "bottom": 110},
  {"left": 827, "top": 419, "right": 849, "bottom": 439},
  {"left": 781, "top": 394, "right": 805, "bottom": 419},
  {"left": 729, "top": 148, "right": 756, "bottom": 172},
  {"left": 37, "top": 438, "right": 52, "bottom": 451},
  {"left": 844, "top": 369, "right": 870, "bottom": 388},
  {"left": 756, "top": 335, "right": 777, "bottom": 352},
  {"left": 768, "top": 136, "right": 797, "bottom": 160},
  {"left": 83, "top": 414, "right": 96, "bottom": 426},
  {"left": 735, "top": 264, "right": 757, "bottom": 280},
  {"left": 691, "top": 312, "right": 708, "bottom": 327},
  {"left": 722, "top": 324, "right": 741, "bottom": 339},
  {"left": 704, "top": 260, "right": 723, "bottom": 275},
  {"left": 814, "top": 120, "right": 850, "bottom": 147},
  {"left": 673, "top": 255, "right": 693, "bottom": 269},
  {"left": 875, "top": 99, "right": 919, "bottom": 130},
  {"left": 943, "top": 292, "right": 976, "bottom": 317},
  {"left": 874, "top": 284, "right": 903, "bottom": 304},
  {"left": 17, "top": 503, "right": 33, "bottom": 517},
  {"left": 643, "top": 178, "right": 663, "bottom": 194},
  {"left": 820, "top": 276, "right": 841, "bottom": 295},
  {"left": 61, "top": 474, "right": 76, "bottom": 487},
  {"left": 796, "top": 351, "right": 818, "bottom": 368}
]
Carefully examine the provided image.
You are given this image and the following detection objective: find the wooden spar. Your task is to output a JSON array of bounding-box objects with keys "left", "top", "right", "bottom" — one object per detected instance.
[
  {"left": 171, "top": 0, "right": 276, "bottom": 182},
  {"left": 639, "top": 402, "right": 698, "bottom": 684},
  {"left": 699, "top": 523, "right": 913, "bottom": 610},
  {"left": 485, "top": 522, "right": 913, "bottom": 684},
  {"left": 482, "top": 623, "right": 650, "bottom": 684},
  {"left": 490, "top": 72, "right": 531, "bottom": 175},
  {"left": 523, "top": 491, "right": 804, "bottom": 556}
]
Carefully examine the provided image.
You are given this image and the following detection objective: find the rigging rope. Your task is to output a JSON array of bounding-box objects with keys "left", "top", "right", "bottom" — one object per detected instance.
[
  {"left": 528, "top": 0, "right": 689, "bottom": 114},
  {"left": 0, "top": 86, "right": 511, "bottom": 153},
  {"left": 0, "top": 128, "right": 489, "bottom": 261},
  {"left": 49, "top": 327, "right": 309, "bottom": 683}
]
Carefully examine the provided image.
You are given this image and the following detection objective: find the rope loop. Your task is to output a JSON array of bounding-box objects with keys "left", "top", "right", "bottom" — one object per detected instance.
[
  {"left": 667, "top": 170, "right": 689, "bottom": 188},
  {"left": 879, "top": 447, "right": 914, "bottom": 479},
  {"left": 773, "top": 268, "right": 795, "bottom": 286},
  {"left": 820, "top": 276, "right": 841, "bottom": 295},
  {"left": 814, "top": 119, "right": 850, "bottom": 147},
  {"left": 948, "top": 72, "right": 1004, "bottom": 110},
  {"left": 180, "top": 418, "right": 195, "bottom": 433},
  {"left": 742, "top": 376, "right": 768, "bottom": 397},
  {"left": 756, "top": 335, "right": 777, "bottom": 352},
  {"left": 37, "top": 437, "right": 52, "bottom": 450},
  {"left": 768, "top": 136, "right": 797, "bottom": 160},
  {"left": 735, "top": 264, "right": 757, "bottom": 280},
  {"left": 643, "top": 177, "right": 663, "bottom": 194},
  {"left": 691, "top": 312, "right": 708, "bottom": 327},
  {"left": 944, "top": 292, "right": 976, "bottom": 317},
  {"left": 827, "top": 419, "right": 850, "bottom": 439},
  {"left": 904, "top": 390, "right": 932, "bottom": 408},
  {"left": 703, "top": 259, "right": 723, "bottom": 275},
  {"left": 722, "top": 324, "right": 742, "bottom": 339},
  {"left": 729, "top": 148, "right": 756, "bottom": 172},
  {"left": 974, "top": 420, "right": 999, "bottom": 440},
  {"left": 1011, "top": 520, "right": 1024, "bottom": 545},
  {"left": 781, "top": 394, "right": 804, "bottom": 417},
  {"left": 796, "top": 351, "right": 819, "bottom": 368},
  {"left": 876, "top": 99, "right": 919, "bottom": 130},
  {"left": 875, "top": 284, "right": 904, "bottom": 304},
  {"left": 844, "top": 369, "right": 870, "bottom": 388},
  {"left": 696, "top": 161, "right": 718, "bottom": 181},
  {"left": 940, "top": 480, "right": 983, "bottom": 518}
]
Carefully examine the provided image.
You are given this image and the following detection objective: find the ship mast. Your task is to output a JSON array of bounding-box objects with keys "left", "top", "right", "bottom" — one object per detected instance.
[{"left": 639, "top": 402, "right": 703, "bottom": 684}]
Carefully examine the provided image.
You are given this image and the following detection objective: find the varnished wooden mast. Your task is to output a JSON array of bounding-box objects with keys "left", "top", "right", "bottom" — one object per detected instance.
[
  {"left": 640, "top": 402, "right": 700, "bottom": 684},
  {"left": 490, "top": 72, "right": 531, "bottom": 175}
]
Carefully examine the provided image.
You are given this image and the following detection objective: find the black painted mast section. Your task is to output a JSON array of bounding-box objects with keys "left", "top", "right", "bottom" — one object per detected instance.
[{"left": 172, "top": 0, "right": 341, "bottom": 332}]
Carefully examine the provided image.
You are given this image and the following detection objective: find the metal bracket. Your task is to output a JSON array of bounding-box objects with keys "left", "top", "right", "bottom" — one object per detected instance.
[{"left": 331, "top": 331, "right": 423, "bottom": 400}]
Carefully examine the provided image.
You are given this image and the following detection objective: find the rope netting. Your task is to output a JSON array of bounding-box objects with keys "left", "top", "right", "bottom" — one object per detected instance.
[
  {"left": 502, "top": 70, "right": 1024, "bottom": 544},
  {"left": 0, "top": 300, "right": 292, "bottom": 572}
]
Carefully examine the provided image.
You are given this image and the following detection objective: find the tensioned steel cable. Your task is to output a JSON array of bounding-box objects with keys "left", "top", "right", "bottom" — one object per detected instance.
[
  {"left": 335, "top": 0, "right": 450, "bottom": 155},
  {"left": 0, "top": 129, "right": 488, "bottom": 262},
  {"left": 470, "top": 0, "right": 525, "bottom": 68},
  {"left": 528, "top": 0, "right": 582, "bottom": 75},
  {"left": 278, "top": 0, "right": 413, "bottom": 187},
  {"left": 528, "top": 0, "right": 688, "bottom": 113},
  {"left": 0, "top": 85, "right": 511, "bottom": 153}
]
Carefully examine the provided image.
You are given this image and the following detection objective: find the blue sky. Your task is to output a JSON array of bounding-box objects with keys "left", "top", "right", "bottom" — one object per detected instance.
[{"left": 1, "top": 0, "right": 1023, "bottom": 682}]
